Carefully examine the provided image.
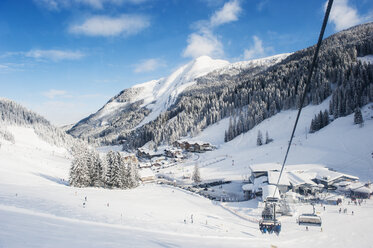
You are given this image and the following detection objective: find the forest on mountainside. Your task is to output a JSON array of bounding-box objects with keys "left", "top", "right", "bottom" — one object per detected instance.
[{"left": 118, "top": 23, "right": 373, "bottom": 150}]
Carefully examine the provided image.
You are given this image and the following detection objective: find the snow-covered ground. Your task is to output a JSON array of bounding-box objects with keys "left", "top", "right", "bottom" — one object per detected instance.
[
  {"left": 185, "top": 99, "right": 373, "bottom": 182},
  {"left": 1, "top": 100, "right": 373, "bottom": 247}
]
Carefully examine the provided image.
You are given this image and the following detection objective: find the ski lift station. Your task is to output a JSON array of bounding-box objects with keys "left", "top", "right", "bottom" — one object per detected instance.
[{"left": 242, "top": 163, "right": 371, "bottom": 202}]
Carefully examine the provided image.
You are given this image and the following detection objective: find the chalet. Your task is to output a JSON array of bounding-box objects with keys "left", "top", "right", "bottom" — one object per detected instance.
[
  {"left": 173, "top": 140, "right": 215, "bottom": 153},
  {"left": 164, "top": 148, "right": 183, "bottom": 158},
  {"left": 122, "top": 154, "right": 138, "bottom": 164},
  {"left": 339, "top": 182, "right": 373, "bottom": 199},
  {"left": 136, "top": 148, "right": 164, "bottom": 160},
  {"left": 313, "top": 169, "right": 359, "bottom": 188}
]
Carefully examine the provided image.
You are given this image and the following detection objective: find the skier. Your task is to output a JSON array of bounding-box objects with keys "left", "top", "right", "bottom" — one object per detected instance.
[
  {"left": 339, "top": 208, "right": 341, "bottom": 214},
  {"left": 83, "top": 202, "right": 86, "bottom": 208},
  {"left": 85, "top": 196, "right": 87, "bottom": 201}
]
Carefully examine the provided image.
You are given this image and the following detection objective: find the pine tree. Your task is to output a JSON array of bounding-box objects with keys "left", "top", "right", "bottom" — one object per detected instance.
[
  {"left": 257, "top": 130, "right": 263, "bottom": 146},
  {"left": 105, "top": 151, "right": 123, "bottom": 188},
  {"left": 91, "top": 151, "right": 105, "bottom": 187},
  {"left": 69, "top": 144, "right": 90, "bottom": 187},
  {"left": 354, "top": 107, "right": 364, "bottom": 126},
  {"left": 265, "top": 131, "right": 273, "bottom": 144},
  {"left": 192, "top": 164, "right": 201, "bottom": 183}
]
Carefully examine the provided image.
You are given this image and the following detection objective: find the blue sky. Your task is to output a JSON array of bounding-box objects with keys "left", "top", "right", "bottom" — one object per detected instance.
[{"left": 0, "top": 0, "right": 372, "bottom": 125}]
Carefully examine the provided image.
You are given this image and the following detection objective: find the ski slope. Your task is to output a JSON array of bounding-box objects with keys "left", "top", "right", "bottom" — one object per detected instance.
[
  {"left": 187, "top": 99, "right": 373, "bottom": 182},
  {"left": 1, "top": 101, "right": 373, "bottom": 247}
]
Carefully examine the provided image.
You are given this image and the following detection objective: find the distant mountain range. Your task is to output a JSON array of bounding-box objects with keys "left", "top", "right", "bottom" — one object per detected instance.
[{"left": 66, "top": 22, "right": 373, "bottom": 150}]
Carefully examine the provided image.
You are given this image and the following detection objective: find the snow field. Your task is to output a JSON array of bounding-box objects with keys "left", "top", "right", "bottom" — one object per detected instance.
[{"left": 1, "top": 100, "right": 373, "bottom": 247}]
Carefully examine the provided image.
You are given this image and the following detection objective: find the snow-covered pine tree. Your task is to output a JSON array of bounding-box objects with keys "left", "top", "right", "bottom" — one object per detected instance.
[
  {"left": 124, "top": 161, "right": 139, "bottom": 189},
  {"left": 69, "top": 144, "right": 90, "bottom": 187},
  {"left": 91, "top": 150, "right": 105, "bottom": 187},
  {"left": 192, "top": 164, "right": 201, "bottom": 183},
  {"left": 354, "top": 107, "right": 364, "bottom": 126},
  {"left": 105, "top": 151, "right": 119, "bottom": 188},
  {"left": 257, "top": 130, "right": 263, "bottom": 146}
]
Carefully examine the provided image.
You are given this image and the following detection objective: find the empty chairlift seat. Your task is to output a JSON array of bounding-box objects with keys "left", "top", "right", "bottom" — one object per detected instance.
[{"left": 298, "top": 213, "right": 322, "bottom": 226}]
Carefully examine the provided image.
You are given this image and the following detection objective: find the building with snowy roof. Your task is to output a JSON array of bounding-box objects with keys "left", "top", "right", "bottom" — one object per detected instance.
[{"left": 246, "top": 163, "right": 361, "bottom": 200}]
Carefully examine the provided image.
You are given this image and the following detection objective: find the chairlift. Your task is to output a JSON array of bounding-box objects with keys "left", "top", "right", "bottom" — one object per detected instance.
[
  {"left": 259, "top": 202, "right": 281, "bottom": 235},
  {"left": 297, "top": 204, "right": 322, "bottom": 226}
]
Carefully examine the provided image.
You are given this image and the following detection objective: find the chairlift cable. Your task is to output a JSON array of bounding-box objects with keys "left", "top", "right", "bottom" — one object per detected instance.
[{"left": 272, "top": 0, "right": 334, "bottom": 198}]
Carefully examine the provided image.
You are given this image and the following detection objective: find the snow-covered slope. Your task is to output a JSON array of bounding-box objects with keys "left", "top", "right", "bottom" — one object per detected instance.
[
  {"left": 2, "top": 101, "right": 373, "bottom": 248},
  {"left": 187, "top": 100, "right": 373, "bottom": 181},
  {"left": 68, "top": 54, "right": 290, "bottom": 142}
]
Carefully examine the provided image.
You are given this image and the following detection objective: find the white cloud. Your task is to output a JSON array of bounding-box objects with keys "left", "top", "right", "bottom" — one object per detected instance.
[
  {"left": 25, "top": 49, "right": 85, "bottom": 61},
  {"left": 134, "top": 58, "right": 166, "bottom": 73},
  {"left": 210, "top": 0, "right": 241, "bottom": 27},
  {"left": 243, "top": 36, "right": 272, "bottom": 60},
  {"left": 183, "top": 29, "right": 224, "bottom": 58},
  {"left": 183, "top": 0, "right": 242, "bottom": 59},
  {"left": 42, "top": 89, "right": 72, "bottom": 99},
  {"left": 33, "top": 0, "right": 147, "bottom": 10},
  {"left": 326, "top": 0, "right": 371, "bottom": 31},
  {"left": 0, "top": 63, "right": 26, "bottom": 73},
  {"left": 256, "top": 0, "right": 269, "bottom": 12},
  {"left": 69, "top": 15, "right": 149, "bottom": 37}
]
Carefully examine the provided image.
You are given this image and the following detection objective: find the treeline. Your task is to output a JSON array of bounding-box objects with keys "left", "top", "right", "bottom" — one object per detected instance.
[{"left": 69, "top": 144, "right": 139, "bottom": 189}]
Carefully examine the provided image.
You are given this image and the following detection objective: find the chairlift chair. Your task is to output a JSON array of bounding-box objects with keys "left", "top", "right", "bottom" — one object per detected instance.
[
  {"left": 297, "top": 204, "right": 322, "bottom": 226},
  {"left": 259, "top": 202, "right": 281, "bottom": 235}
]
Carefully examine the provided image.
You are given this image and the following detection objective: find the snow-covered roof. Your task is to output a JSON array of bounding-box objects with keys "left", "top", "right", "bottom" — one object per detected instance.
[
  {"left": 287, "top": 171, "right": 317, "bottom": 187},
  {"left": 267, "top": 171, "right": 291, "bottom": 186},
  {"left": 262, "top": 185, "right": 280, "bottom": 200},
  {"left": 138, "top": 147, "right": 164, "bottom": 156},
  {"left": 177, "top": 140, "right": 211, "bottom": 145},
  {"left": 242, "top": 183, "right": 253, "bottom": 191},
  {"left": 249, "top": 163, "right": 281, "bottom": 172},
  {"left": 348, "top": 182, "right": 372, "bottom": 194},
  {"left": 313, "top": 168, "right": 358, "bottom": 183},
  {"left": 253, "top": 176, "right": 268, "bottom": 191}
]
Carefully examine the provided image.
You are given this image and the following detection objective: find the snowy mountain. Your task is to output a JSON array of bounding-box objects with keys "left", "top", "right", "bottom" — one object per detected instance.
[
  {"left": 68, "top": 23, "right": 373, "bottom": 150},
  {"left": 0, "top": 98, "right": 77, "bottom": 149},
  {"left": 68, "top": 54, "right": 290, "bottom": 143}
]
